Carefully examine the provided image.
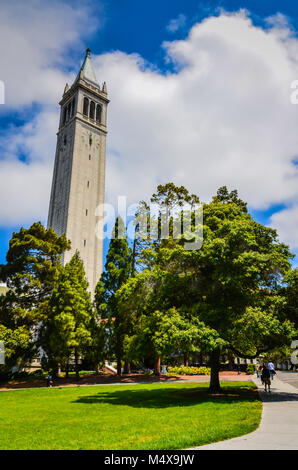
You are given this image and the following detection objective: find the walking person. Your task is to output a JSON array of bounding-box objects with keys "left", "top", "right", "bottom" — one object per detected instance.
[
  {"left": 261, "top": 363, "right": 271, "bottom": 393},
  {"left": 267, "top": 360, "right": 275, "bottom": 381},
  {"left": 46, "top": 373, "right": 53, "bottom": 387},
  {"left": 256, "top": 363, "right": 261, "bottom": 379}
]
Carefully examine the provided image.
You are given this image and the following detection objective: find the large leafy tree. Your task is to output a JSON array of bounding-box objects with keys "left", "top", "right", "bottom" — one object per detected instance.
[
  {"left": 0, "top": 323, "right": 31, "bottom": 375},
  {"left": 40, "top": 252, "right": 93, "bottom": 378},
  {"left": 162, "top": 192, "right": 295, "bottom": 391},
  {"left": 117, "top": 184, "right": 296, "bottom": 392},
  {"left": 94, "top": 216, "right": 132, "bottom": 375}
]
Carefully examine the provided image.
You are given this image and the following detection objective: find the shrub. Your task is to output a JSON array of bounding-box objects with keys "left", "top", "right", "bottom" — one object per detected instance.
[
  {"left": 167, "top": 366, "right": 211, "bottom": 376},
  {"left": 246, "top": 364, "right": 255, "bottom": 375}
]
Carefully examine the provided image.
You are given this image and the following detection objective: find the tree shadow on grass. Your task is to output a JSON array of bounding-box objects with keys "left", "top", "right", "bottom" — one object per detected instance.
[{"left": 72, "top": 386, "right": 259, "bottom": 409}]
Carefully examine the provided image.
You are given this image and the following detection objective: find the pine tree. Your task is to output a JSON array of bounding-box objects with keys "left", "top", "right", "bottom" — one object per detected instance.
[
  {"left": 94, "top": 216, "right": 132, "bottom": 375},
  {"left": 44, "top": 251, "right": 93, "bottom": 379}
]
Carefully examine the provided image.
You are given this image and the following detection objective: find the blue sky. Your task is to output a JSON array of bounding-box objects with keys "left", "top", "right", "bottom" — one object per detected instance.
[{"left": 1, "top": 0, "right": 298, "bottom": 268}]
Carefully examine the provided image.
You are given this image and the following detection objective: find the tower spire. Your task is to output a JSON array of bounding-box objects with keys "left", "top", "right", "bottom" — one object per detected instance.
[{"left": 75, "top": 48, "right": 99, "bottom": 87}]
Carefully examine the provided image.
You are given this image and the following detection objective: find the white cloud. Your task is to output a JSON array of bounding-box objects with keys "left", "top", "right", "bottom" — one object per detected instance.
[
  {"left": 0, "top": 0, "right": 101, "bottom": 225},
  {"left": 270, "top": 206, "right": 298, "bottom": 249},
  {"left": 3, "top": 6, "right": 298, "bottom": 254},
  {"left": 92, "top": 12, "right": 298, "bottom": 217},
  {"left": 166, "top": 14, "right": 187, "bottom": 33},
  {"left": 0, "top": 0, "right": 100, "bottom": 107}
]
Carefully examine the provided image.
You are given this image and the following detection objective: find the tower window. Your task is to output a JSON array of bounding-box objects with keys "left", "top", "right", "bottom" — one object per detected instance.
[
  {"left": 83, "top": 97, "right": 89, "bottom": 116},
  {"left": 84, "top": 240, "right": 86, "bottom": 247},
  {"left": 64, "top": 134, "right": 67, "bottom": 146},
  {"left": 87, "top": 181, "right": 90, "bottom": 188},
  {"left": 89, "top": 154, "right": 91, "bottom": 160},
  {"left": 86, "top": 209, "right": 88, "bottom": 216},
  {"left": 62, "top": 107, "right": 67, "bottom": 125},
  {"left": 96, "top": 104, "right": 102, "bottom": 123},
  {"left": 90, "top": 101, "right": 95, "bottom": 120},
  {"left": 70, "top": 98, "right": 75, "bottom": 117}
]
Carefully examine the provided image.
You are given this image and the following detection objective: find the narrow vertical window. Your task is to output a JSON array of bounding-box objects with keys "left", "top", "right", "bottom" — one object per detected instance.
[
  {"left": 87, "top": 181, "right": 90, "bottom": 188},
  {"left": 90, "top": 101, "right": 95, "bottom": 120},
  {"left": 62, "top": 107, "right": 67, "bottom": 125},
  {"left": 96, "top": 104, "right": 102, "bottom": 123},
  {"left": 86, "top": 209, "right": 88, "bottom": 216},
  {"left": 89, "top": 154, "right": 91, "bottom": 160},
  {"left": 84, "top": 240, "right": 86, "bottom": 247},
  {"left": 83, "top": 97, "right": 89, "bottom": 116},
  {"left": 71, "top": 98, "right": 75, "bottom": 117}
]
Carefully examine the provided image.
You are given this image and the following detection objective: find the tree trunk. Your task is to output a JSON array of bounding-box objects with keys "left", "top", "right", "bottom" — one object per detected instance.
[
  {"left": 74, "top": 349, "right": 79, "bottom": 381},
  {"left": 199, "top": 351, "right": 203, "bottom": 366},
  {"left": 228, "top": 350, "right": 234, "bottom": 371},
  {"left": 65, "top": 361, "right": 69, "bottom": 378},
  {"left": 117, "top": 356, "right": 122, "bottom": 376},
  {"left": 184, "top": 355, "right": 189, "bottom": 367},
  {"left": 131, "top": 229, "right": 137, "bottom": 276},
  {"left": 209, "top": 349, "right": 221, "bottom": 393},
  {"left": 154, "top": 356, "right": 161, "bottom": 376},
  {"left": 123, "top": 361, "right": 130, "bottom": 374}
]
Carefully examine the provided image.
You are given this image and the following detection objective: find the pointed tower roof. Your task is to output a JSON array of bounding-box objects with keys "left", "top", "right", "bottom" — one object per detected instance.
[{"left": 75, "top": 48, "right": 99, "bottom": 88}]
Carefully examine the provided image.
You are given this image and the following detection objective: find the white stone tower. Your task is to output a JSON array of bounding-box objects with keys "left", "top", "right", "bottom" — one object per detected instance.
[{"left": 47, "top": 49, "right": 109, "bottom": 293}]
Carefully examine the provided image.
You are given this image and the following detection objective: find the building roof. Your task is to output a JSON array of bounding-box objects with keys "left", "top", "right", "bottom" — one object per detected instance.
[{"left": 75, "top": 48, "right": 99, "bottom": 88}]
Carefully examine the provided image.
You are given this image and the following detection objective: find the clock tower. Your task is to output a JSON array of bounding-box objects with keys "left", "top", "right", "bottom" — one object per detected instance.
[{"left": 47, "top": 49, "right": 109, "bottom": 293}]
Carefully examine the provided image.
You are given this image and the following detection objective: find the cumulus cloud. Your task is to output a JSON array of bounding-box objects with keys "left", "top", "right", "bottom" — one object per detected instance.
[
  {"left": 0, "top": 0, "right": 101, "bottom": 225},
  {"left": 3, "top": 6, "right": 298, "bottom": 255},
  {"left": 92, "top": 11, "right": 298, "bottom": 217},
  {"left": 0, "top": 0, "right": 99, "bottom": 107},
  {"left": 270, "top": 206, "right": 298, "bottom": 249}
]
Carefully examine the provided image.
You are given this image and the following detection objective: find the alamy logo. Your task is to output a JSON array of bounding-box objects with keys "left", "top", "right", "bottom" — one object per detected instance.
[
  {"left": 0, "top": 81, "right": 4, "bottom": 104},
  {"left": 95, "top": 197, "right": 203, "bottom": 251}
]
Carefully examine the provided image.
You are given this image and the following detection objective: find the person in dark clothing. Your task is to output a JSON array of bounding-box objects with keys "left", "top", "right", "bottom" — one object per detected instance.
[{"left": 261, "top": 363, "right": 271, "bottom": 392}]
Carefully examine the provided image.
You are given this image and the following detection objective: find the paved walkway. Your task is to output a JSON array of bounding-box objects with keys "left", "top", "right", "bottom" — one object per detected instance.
[
  {"left": 277, "top": 371, "right": 298, "bottom": 390},
  {"left": 195, "top": 373, "right": 298, "bottom": 450}
]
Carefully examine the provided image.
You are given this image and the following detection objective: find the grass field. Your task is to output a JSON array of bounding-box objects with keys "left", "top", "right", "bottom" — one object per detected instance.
[{"left": 0, "top": 381, "right": 262, "bottom": 450}]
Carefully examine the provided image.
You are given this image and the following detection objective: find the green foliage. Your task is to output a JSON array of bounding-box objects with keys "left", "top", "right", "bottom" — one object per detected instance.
[
  {"left": 39, "top": 251, "right": 93, "bottom": 374},
  {"left": 280, "top": 268, "right": 298, "bottom": 329},
  {"left": 94, "top": 217, "right": 132, "bottom": 371},
  {"left": 246, "top": 364, "right": 255, "bottom": 375},
  {"left": 0, "top": 223, "right": 70, "bottom": 373},
  {"left": 167, "top": 366, "right": 211, "bottom": 375},
  {"left": 94, "top": 216, "right": 132, "bottom": 316},
  {"left": 213, "top": 186, "right": 248, "bottom": 213},
  {"left": 117, "top": 183, "right": 296, "bottom": 390},
  {"left": 0, "top": 222, "right": 70, "bottom": 310},
  {"left": 0, "top": 324, "right": 32, "bottom": 373}
]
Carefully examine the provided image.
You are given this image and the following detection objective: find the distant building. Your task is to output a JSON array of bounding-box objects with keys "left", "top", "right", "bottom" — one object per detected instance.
[
  {"left": 47, "top": 49, "right": 109, "bottom": 293},
  {"left": 0, "top": 283, "right": 8, "bottom": 296}
]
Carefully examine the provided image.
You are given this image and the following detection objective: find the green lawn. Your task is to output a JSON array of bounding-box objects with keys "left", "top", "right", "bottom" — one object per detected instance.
[{"left": 0, "top": 381, "right": 262, "bottom": 450}]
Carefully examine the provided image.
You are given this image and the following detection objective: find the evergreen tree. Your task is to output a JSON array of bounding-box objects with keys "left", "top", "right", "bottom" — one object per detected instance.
[
  {"left": 42, "top": 251, "right": 93, "bottom": 378},
  {"left": 94, "top": 216, "right": 132, "bottom": 375},
  {"left": 0, "top": 222, "right": 70, "bottom": 375}
]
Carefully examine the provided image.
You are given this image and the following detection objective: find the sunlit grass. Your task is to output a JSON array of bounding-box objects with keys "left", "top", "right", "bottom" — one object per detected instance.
[{"left": 0, "top": 381, "right": 262, "bottom": 450}]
